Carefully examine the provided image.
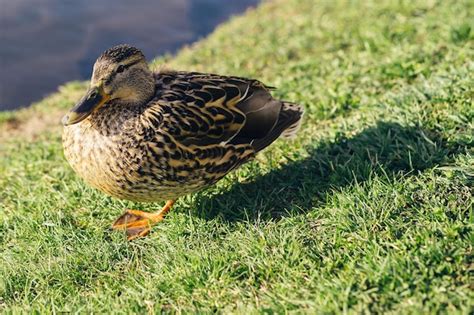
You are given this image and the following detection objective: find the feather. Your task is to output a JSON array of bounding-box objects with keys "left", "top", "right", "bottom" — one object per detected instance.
[{"left": 151, "top": 71, "right": 303, "bottom": 153}]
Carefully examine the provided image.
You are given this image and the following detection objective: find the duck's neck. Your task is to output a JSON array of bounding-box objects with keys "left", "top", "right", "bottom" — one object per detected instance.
[
  {"left": 117, "top": 74, "right": 156, "bottom": 106},
  {"left": 87, "top": 100, "right": 147, "bottom": 136}
]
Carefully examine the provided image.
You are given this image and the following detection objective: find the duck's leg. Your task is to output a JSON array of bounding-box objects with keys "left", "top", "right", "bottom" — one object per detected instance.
[{"left": 112, "top": 200, "right": 175, "bottom": 240}]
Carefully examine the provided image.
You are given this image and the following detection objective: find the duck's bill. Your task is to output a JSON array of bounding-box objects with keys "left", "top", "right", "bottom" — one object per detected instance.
[{"left": 62, "top": 86, "right": 110, "bottom": 126}]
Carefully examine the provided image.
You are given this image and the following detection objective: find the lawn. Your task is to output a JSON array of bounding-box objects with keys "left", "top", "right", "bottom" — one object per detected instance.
[{"left": 0, "top": 0, "right": 473, "bottom": 313}]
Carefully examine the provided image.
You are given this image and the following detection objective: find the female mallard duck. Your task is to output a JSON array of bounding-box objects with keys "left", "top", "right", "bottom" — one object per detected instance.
[{"left": 62, "top": 44, "right": 303, "bottom": 240}]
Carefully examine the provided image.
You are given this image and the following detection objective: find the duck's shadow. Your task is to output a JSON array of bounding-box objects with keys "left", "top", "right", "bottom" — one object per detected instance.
[{"left": 190, "top": 121, "right": 464, "bottom": 222}]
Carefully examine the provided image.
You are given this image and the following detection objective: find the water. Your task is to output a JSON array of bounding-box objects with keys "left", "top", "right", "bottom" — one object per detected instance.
[{"left": 0, "top": 0, "right": 259, "bottom": 111}]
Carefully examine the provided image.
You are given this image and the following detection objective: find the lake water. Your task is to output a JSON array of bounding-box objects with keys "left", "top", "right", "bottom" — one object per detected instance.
[{"left": 0, "top": 0, "right": 259, "bottom": 111}]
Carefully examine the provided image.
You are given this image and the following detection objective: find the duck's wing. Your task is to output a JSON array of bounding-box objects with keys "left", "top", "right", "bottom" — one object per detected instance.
[{"left": 148, "top": 71, "right": 303, "bottom": 152}]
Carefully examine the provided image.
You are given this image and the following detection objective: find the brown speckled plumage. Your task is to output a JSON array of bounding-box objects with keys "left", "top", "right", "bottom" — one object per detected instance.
[{"left": 62, "top": 45, "right": 303, "bottom": 239}]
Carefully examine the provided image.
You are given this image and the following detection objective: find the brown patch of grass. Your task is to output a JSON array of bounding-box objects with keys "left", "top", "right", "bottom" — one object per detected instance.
[
  {"left": 0, "top": 110, "right": 64, "bottom": 142},
  {"left": 0, "top": 81, "right": 87, "bottom": 142}
]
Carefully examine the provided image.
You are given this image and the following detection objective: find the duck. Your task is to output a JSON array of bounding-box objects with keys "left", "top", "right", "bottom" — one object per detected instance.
[{"left": 62, "top": 44, "right": 304, "bottom": 240}]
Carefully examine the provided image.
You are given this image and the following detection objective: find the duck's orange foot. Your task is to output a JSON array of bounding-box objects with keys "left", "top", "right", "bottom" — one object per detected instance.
[
  {"left": 111, "top": 200, "right": 175, "bottom": 241},
  {"left": 112, "top": 209, "right": 162, "bottom": 240}
]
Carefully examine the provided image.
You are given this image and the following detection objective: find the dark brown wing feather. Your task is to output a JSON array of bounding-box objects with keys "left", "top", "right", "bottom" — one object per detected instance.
[{"left": 151, "top": 70, "right": 303, "bottom": 152}]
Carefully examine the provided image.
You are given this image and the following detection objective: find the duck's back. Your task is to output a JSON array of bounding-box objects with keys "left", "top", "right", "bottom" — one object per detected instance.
[{"left": 152, "top": 70, "right": 304, "bottom": 151}]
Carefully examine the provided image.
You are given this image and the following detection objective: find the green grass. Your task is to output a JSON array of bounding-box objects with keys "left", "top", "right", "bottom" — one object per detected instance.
[{"left": 1, "top": 0, "right": 473, "bottom": 313}]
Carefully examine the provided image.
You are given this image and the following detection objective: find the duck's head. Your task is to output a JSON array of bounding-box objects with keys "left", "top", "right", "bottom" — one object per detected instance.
[{"left": 62, "top": 44, "right": 155, "bottom": 126}]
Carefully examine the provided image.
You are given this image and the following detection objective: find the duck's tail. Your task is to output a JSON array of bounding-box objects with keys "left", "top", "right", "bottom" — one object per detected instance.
[
  {"left": 251, "top": 101, "right": 304, "bottom": 152},
  {"left": 279, "top": 102, "right": 304, "bottom": 139}
]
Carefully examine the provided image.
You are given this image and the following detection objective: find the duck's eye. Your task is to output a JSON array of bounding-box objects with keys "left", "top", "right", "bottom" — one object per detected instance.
[
  {"left": 89, "top": 91, "right": 98, "bottom": 99},
  {"left": 116, "top": 65, "right": 125, "bottom": 73}
]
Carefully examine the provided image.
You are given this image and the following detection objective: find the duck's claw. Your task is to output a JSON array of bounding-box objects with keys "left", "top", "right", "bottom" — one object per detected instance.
[
  {"left": 112, "top": 209, "right": 163, "bottom": 241},
  {"left": 111, "top": 200, "right": 175, "bottom": 241}
]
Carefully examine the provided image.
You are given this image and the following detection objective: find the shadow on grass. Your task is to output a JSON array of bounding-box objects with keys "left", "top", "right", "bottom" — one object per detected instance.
[{"left": 192, "top": 121, "right": 466, "bottom": 222}]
